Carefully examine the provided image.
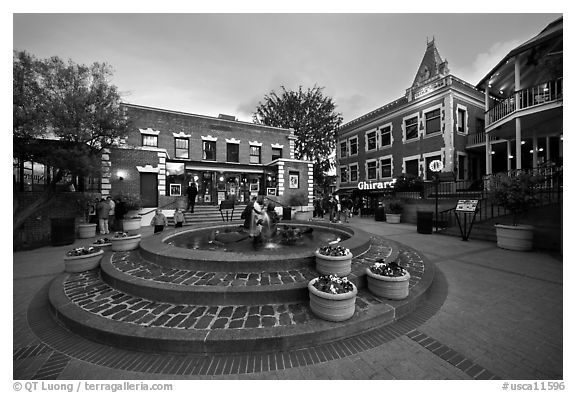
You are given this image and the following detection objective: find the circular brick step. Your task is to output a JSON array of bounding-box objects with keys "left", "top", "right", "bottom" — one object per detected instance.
[
  {"left": 100, "top": 235, "right": 399, "bottom": 305},
  {"left": 48, "top": 237, "right": 434, "bottom": 355}
]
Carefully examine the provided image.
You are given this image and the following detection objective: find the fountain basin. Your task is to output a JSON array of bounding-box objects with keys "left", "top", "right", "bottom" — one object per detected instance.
[{"left": 140, "top": 222, "right": 372, "bottom": 273}]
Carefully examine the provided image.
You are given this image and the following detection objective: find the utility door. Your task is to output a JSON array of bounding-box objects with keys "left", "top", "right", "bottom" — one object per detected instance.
[{"left": 140, "top": 173, "right": 158, "bottom": 207}]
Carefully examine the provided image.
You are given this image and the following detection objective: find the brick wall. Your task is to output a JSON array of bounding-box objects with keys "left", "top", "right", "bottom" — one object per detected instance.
[{"left": 14, "top": 191, "right": 100, "bottom": 250}]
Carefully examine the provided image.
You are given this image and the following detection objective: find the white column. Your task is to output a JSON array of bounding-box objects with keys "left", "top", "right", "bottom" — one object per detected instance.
[
  {"left": 507, "top": 140, "right": 512, "bottom": 171},
  {"left": 515, "top": 57, "right": 522, "bottom": 171},
  {"left": 532, "top": 133, "right": 538, "bottom": 169},
  {"left": 484, "top": 86, "right": 492, "bottom": 175}
]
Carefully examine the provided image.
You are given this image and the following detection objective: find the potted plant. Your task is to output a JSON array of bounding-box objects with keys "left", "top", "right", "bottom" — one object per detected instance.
[
  {"left": 110, "top": 231, "right": 142, "bottom": 251},
  {"left": 490, "top": 172, "right": 542, "bottom": 251},
  {"left": 286, "top": 192, "right": 313, "bottom": 221},
  {"left": 116, "top": 193, "right": 143, "bottom": 231},
  {"left": 92, "top": 237, "right": 112, "bottom": 249},
  {"left": 63, "top": 246, "right": 104, "bottom": 273},
  {"left": 366, "top": 260, "right": 410, "bottom": 300},
  {"left": 308, "top": 275, "right": 357, "bottom": 322},
  {"left": 314, "top": 245, "right": 353, "bottom": 277},
  {"left": 385, "top": 200, "right": 403, "bottom": 224}
]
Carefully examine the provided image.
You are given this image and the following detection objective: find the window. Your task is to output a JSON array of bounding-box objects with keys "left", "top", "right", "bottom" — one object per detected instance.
[
  {"left": 457, "top": 154, "right": 466, "bottom": 180},
  {"left": 367, "top": 161, "right": 377, "bottom": 180},
  {"left": 349, "top": 137, "right": 358, "bottom": 155},
  {"left": 405, "top": 117, "right": 418, "bottom": 140},
  {"left": 380, "top": 126, "right": 391, "bottom": 147},
  {"left": 227, "top": 143, "right": 239, "bottom": 163},
  {"left": 366, "top": 131, "right": 377, "bottom": 151},
  {"left": 340, "top": 141, "right": 347, "bottom": 158},
  {"left": 425, "top": 109, "right": 441, "bottom": 135},
  {"left": 175, "top": 138, "right": 189, "bottom": 159},
  {"left": 272, "top": 147, "right": 282, "bottom": 161},
  {"left": 340, "top": 166, "right": 348, "bottom": 183},
  {"left": 142, "top": 135, "right": 158, "bottom": 147},
  {"left": 405, "top": 159, "right": 419, "bottom": 177},
  {"left": 349, "top": 164, "right": 358, "bottom": 182},
  {"left": 250, "top": 145, "right": 261, "bottom": 164},
  {"left": 457, "top": 108, "right": 466, "bottom": 133},
  {"left": 380, "top": 157, "right": 392, "bottom": 178},
  {"left": 202, "top": 140, "right": 216, "bottom": 160}
]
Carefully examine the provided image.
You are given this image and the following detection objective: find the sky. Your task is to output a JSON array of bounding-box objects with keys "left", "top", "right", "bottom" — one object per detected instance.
[{"left": 12, "top": 11, "right": 563, "bottom": 125}]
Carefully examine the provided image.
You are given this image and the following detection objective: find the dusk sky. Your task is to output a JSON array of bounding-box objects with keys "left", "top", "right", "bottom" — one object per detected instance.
[{"left": 12, "top": 12, "right": 562, "bottom": 125}]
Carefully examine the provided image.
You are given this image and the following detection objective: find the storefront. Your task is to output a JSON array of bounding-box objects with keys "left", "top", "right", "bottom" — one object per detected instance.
[
  {"left": 337, "top": 180, "right": 395, "bottom": 216},
  {"left": 165, "top": 161, "right": 276, "bottom": 205}
]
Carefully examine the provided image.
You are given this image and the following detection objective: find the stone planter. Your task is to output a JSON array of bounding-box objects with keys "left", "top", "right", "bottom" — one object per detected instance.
[
  {"left": 293, "top": 206, "right": 313, "bottom": 221},
  {"left": 385, "top": 213, "right": 401, "bottom": 224},
  {"left": 77, "top": 223, "right": 97, "bottom": 239},
  {"left": 314, "top": 249, "right": 353, "bottom": 277},
  {"left": 121, "top": 217, "right": 142, "bottom": 232},
  {"left": 91, "top": 241, "right": 111, "bottom": 250},
  {"left": 64, "top": 249, "right": 104, "bottom": 273},
  {"left": 495, "top": 224, "right": 534, "bottom": 251},
  {"left": 308, "top": 279, "right": 357, "bottom": 322},
  {"left": 110, "top": 234, "right": 142, "bottom": 251},
  {"left": 366, "top": 267, "right": 410, "bottom": 300}
]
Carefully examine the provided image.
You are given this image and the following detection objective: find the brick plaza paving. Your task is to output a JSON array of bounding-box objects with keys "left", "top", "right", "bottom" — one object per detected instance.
[{"left": 12, "top": 218, "right": 563, "bottom": 381}]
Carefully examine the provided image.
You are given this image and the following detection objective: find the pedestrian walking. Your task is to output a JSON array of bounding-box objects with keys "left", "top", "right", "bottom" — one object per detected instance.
[
  {"left": 173, "top": 208, "right": 185, "bottom": 228},
  {"left": 186, "top": 183, "right": 198, "bottom": 213},
  {"left": 96, "top": 197, "right": 111, "bottom": 234},
  {"left": 107, "top": 196, "right": 116, "bottom": 231},
  {"left": 150, "top": 209, "right": 169, "bottom": 233}
]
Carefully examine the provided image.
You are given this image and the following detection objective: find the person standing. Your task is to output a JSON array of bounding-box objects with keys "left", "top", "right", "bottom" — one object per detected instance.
[
  {"left": 173, "top": 208, "right": 185, "bottom": 228},
  {"left": 186, "top": 183, "right": 198, "bottom": 213},
  {"left": 96, "top": 197, "right": 111, "bottom": 235},
  {"left": 150, "top": 209, "right": 169, "bottom": 233},
  {"left": 107, "top": 196, "right": 116, "bottom": 231},
  {"left": 341, "top": 197, "right": 350, "bottom": 223}
]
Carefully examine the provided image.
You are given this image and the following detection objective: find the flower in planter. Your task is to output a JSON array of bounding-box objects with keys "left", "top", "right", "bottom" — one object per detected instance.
[
  {"left": 312, "top": 275, "right": 355, "bottom": 295},
  {"left": 66, "top": 246, "right": 99, "bottom": 257},
  {"left": 93, "top": 238, "right": 110, "bottom": 245},
  {"left": 113, "top": 231, "right": 130, "bottom": 238},
  {"left": 318, "top": 245, "right": 350, "bottom": 257},
  {"left": 369, "top": 260, "right": 408, "bottom": 277}
]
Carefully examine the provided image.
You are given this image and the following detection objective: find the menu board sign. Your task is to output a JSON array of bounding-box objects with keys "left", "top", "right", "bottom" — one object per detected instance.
[{"left": 455, "top": 200, "right": 478, "bottom": 212}]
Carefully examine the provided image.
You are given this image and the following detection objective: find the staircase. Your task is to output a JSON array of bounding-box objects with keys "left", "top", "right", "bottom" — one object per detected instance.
[{"left": 167, "top": 205, "right": 245, "bottom": 226}]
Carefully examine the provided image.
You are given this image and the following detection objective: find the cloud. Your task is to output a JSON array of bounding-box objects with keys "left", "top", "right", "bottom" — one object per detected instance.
[{"left": 458, "top": 39, "right": 523, "bottom": 85}]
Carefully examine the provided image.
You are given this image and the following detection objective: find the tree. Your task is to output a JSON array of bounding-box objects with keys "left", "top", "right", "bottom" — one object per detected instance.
[
  {"left": 253, "top": 85, "right": 343, "bottom": 192},
  {"left": 13, "top": 50, "right": 130, "bottom": 230}
]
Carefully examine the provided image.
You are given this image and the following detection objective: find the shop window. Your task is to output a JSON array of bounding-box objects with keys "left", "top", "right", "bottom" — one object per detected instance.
[
  {"left": 340, "top": 166, "right": 348, "bottom": 183},
  {"left": 227, "top": 143, "right": 239, "bottom": 163},
  {"left": 425, "top": 109, "right": 441, "bottom": 135},
  {"left": 340, "top": 141, "right": 347, "bottom": 158},
  {"left": 380, "top": 126, "right": 391, "bottom": 147},
  {"left": 349, "top": 164, "right": 358, "bottom": 182},
  {"left": 142, "top": 135, "right": 158, "bottom": 147},
  {"left": 272, "top": 147, "right": 282, "bottom": 161},
  {"left": 380, "top": 158, "right": 392, "bottom": 178},
  {"left": 175, "top": 138, "right": 189, "bottom": 159},
  {"left": 457, "top": 108, "right": 466, "bottom": 133},
  {"left": 349, "top": 137, "right": 358, "bottom": 155},
  {"left": 366, "top": 131, "right": 377, "bottom": 151},
  {"left": 203, "top": 141, "right": 216, "bottom": 160},
  {"left": 405, "top": 117, "right": 418, "bottom": 141},
  {"left": 250, "top": 145, "right": 261, "bottom": 164},
  {"left": 366, "top": 161, "right": 377, "bottom": 180}
]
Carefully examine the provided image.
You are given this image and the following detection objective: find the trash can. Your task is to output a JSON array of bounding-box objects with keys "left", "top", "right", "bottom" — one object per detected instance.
[
  {"left": 51, "top": 217, "right": 76, "bottom": 246},
  {"left": 375, "top": 206, "right": 385, "bottom": 221},
  {"left": 282, "top": 207, "right": 292, "bottom": 221},
  {"left": 416, "top": 211, "right": 433, "bottom": 234}
]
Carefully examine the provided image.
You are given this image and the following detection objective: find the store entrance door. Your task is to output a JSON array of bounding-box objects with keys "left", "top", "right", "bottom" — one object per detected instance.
[{"left": 140, "top": 173, "right": 158, "bottom": 207}]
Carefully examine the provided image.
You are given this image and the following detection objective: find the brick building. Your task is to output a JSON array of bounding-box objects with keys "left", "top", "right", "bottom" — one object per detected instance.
[
  {"left": 336, "top": 39, "right": 486, "bottom": 207},
  {"left": 105, "top": 103, "right": 313, "bottom": 211}
]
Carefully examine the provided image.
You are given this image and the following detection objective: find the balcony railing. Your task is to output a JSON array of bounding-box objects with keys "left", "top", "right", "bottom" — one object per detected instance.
[
  {"left": 466, "top": 132, "right": 499, "bottom": 147},
  {"left": 487, "top": 78, "right": 563, "bottom": 126}
]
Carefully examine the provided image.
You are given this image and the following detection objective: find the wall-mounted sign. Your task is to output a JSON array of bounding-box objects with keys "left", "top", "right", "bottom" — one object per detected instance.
[
  {"left": 357, "top": 180, "right": 396, "bottom": 190},
  {"left": 267, "top": 188, "right": 277, "bottom": 196},
  {"left": 455, "top": 199, "right": 478, "bottom": 212},
  {"left": 429, "top": 160, "right": 444, "bottom": 172},
  {"left": 169, "top": 184, "right": 181, "bottom": 196},
  {"left": 289, "top": 173, "right": 299, "bottom": 189}
]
